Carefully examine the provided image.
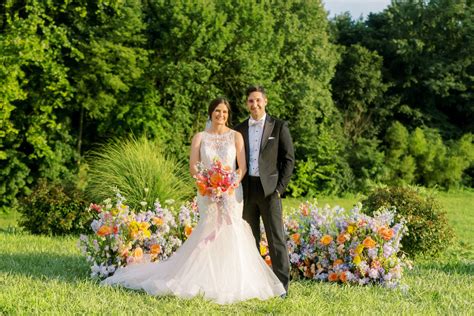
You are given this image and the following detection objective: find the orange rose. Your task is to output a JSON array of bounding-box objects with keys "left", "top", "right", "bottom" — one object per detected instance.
[
  {"left": 291, "top": 233, "right": 301, "bottom": 245},
  {"left": 320, "top": 235, "right": 333, "bottom": 246},
  {"left": 333, "top": 259, "right": 344, "bottom": 267},
  {"left": 185, "top": 225, "right": 193, "bottom": 237},
  {"left": 328, "top": 272, "right": 339, "bottom": 282},
  {"left": 132, "top": 247, "right": 143, "bottom": 258},
  {"left": 150, "top": 244, "right": 161, "bottom": 254},
  {"left": 265, "top": 255, "right": 272, "bottom": 266},
  {"left": 97, "top": 225, "right": 113, "bottom": 237},
  {"left": 210, "top": 173, "right": 223, "bottom": 187},
  {"left": 337, "top": 233, "right": 347, "bottom": 244},
  {"left": 362, "top": 236, "right": 376, "bottom": 249},
  {"left": 340, "top": 271, "right": 348, "bottom": 283},
  {"left": 378, "top": 226, "right": 394, "bottom": 241}
]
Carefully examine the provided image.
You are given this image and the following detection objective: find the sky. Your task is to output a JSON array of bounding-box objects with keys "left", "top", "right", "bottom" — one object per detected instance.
[{"left": 323, "top": 0, "right": 392, "bottom": 19}]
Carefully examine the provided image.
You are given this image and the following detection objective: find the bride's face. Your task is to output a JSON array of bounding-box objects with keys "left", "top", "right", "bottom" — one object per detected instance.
[{"left": 211, "top": 103, "right": 229, "bottom": 126}]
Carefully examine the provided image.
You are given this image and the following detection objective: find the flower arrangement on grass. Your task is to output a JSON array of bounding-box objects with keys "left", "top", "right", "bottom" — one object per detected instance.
[
  {"left": 80, "top": 193, "right": 410, "bottom": 287},
  {"left": 79, "top": 193, "right": 198, "bottom": 279},
  {"left": 194, "top": 158, "right": 239, "bottom": 203},
  {"left": 277, "top": 202, "right": 411, "bottom": 288}
]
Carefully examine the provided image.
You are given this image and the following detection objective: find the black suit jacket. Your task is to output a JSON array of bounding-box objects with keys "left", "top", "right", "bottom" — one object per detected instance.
[{"left": 235, "top": 115, "right": 295, "bottom": 198}]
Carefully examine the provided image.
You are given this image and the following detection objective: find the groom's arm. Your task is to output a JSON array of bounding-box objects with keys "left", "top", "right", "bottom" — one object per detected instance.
[{"left": 276, "top": 121, "right": 295, "bottom": 196}]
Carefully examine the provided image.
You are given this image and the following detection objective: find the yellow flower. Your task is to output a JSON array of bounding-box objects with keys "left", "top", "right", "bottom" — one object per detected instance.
[
  {"left": 142, "top": 229, "right": 151, "bottom": 238},
  {"left": 260, "top": 244, "right": 268, "bottom": 256},
  {"left": 139, "top": 222, "right": 150, "bottom": 231},
  {"left": 347, "top": 224, "right": 357, "bottom": 234},
  {"left": 353, "top": 255, "right": 362, "bottom": 265},
  {"left": 356, "top": 244, "right": 364, "bottom": 254}
]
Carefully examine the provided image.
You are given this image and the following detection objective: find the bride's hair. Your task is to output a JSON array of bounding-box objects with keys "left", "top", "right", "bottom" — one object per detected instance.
[{"left": 208, "top": 97, "right": 232, "bottom": 126}]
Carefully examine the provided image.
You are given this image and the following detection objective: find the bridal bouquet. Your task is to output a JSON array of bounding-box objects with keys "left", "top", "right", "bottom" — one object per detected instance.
[{"left": 194, "top": 158, "right": 239, "bottom": 203}]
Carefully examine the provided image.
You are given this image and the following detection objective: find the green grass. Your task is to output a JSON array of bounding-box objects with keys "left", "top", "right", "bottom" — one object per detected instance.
[{"left": 1, "top": 191, "right": 473, "bottom": 314}]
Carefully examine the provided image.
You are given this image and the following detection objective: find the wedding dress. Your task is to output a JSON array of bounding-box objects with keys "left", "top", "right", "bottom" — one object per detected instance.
[{"left": 101, "top": 130, "right": 285, "bottom": 304}]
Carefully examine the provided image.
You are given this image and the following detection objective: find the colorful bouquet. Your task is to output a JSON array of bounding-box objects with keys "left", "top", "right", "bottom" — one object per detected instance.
[
  {"left": 194, "top": 158, "right": 239, "bottom": 203},
  {"left": 78, "top": 192, "right": 199, "bottom": 279},
  {"left": 277, "top": 202, "right": 411, "bottom": 288},
  {"left": 80, "top": 191, "right": 411, "bottom": 287}
]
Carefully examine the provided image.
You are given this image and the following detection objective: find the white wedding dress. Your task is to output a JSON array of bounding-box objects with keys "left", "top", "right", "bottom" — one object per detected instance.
[{"left": 102, "top": 130, "right": 285, "bottom": 304}]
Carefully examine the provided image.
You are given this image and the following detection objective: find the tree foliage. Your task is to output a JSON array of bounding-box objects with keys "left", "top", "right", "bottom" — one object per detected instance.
[{"left": 1, "top": 0, "right": 473, "bottom": 211}]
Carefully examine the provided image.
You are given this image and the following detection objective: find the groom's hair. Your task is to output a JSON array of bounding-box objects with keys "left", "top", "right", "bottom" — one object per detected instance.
[
  {"left": 246, "top": 85, "right": 267, "bottom": 98},
  {"left": 208, "top": 97, "right": 232, "bottom": 125}
]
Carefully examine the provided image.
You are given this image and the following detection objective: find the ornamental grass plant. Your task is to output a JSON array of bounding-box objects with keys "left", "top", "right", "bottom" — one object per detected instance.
[{"left": 86, "top": 137, "right": 193, "bottom": 211}]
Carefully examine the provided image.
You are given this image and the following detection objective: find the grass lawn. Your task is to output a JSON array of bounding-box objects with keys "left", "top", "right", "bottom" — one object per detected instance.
[{"left": 0, "top": 191, "right": 473, "bottom": 314}]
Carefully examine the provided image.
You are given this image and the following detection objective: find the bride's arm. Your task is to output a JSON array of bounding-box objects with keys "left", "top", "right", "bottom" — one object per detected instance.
[
  {"left": 189, "top": 132, "right": 202, "bottom": 176},
  {"left": 235, "top": 132, "right": 247, "bottom": 182}
]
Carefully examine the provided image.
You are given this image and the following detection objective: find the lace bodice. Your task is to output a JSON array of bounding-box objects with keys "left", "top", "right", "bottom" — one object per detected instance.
[{"left": 200, "top": 130, "right": 237, "bottom": 170}]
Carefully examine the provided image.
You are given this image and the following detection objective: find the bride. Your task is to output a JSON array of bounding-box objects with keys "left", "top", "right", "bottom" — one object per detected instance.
[{"left": 101, "top": 98, "right": 286, "bottom": 304}]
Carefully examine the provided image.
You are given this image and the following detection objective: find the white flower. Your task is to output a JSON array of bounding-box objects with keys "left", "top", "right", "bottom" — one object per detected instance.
[
  {"left": 140, "top": 201, "right": 147, "bottom": 207},
  {"left": 144, "top": 188, "right": 149, "bottom": 193}
]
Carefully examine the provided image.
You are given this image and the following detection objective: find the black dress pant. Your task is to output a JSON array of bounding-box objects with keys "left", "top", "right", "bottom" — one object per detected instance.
[{"left": 242, "top": 176, "right": 290, "bottom": 292}]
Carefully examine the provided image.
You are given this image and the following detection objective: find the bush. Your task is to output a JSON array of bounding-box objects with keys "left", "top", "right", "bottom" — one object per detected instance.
[
  {"left": 19, "top": 179, "right": 92, "bottom": 235},
  {"left": 86, "top": 136, "right": 193, "bottom": 210},
  {"left": 362, "top": 186, "right": 455, "bottom": 257}
]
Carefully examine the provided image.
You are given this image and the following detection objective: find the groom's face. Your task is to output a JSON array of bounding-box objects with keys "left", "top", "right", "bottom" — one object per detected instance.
[{"left": 247, "top": 91, "right": 267, "bottom": 120}]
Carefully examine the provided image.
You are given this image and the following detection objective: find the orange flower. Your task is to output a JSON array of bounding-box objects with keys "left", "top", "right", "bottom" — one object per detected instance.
[
  {"left": 153, "top": 217, "right": 164, "bottom": 226},
  {"left": 301, "top": 205, "right": 309, "bottom": 216},
  {"left": 291, "top": 233, "right": 301, "bottom": 245},
  {"left": 378, "top": 226, "right": 394, "bottom": 241},
  {"left": 320, "top": 235, "right": 333, "bottom": 246},
  {"left": 371, "top": 260, "right": 381, "bottom": 269},
  {"left": 340, "top": 271, "right": 348, "bottom": 283},
  {"left": 185, "top": 225, "right": 193, "bottom": 237},
  {"left": 328, "top": 272, "right": 339, "bottom": 282},
  {"left": 196, "top": 181, "right": 208, "bottom": 196},
  {"left": 150, "top": 244, "right": 161, "bottom": 254},
  {"left": 265, "top": 255, "right": 272, "bottom": 266},
  {"left": 132, "top": 247, "right": 143, "bottom": 258},
  {"left": 210, "top": 173, "right": 223, "bottom": 188},
  {"left": 363, "top": 236, "right": 376, "bottom": 249},
  {"left": 333, "top": 259, "right": 344, "bottom": 267},
  {"left": 337, "top": 232, "right": 347, "bottom": 244},
  {"left": 97, "top": 225, "right": 113, "bottom": 237}
]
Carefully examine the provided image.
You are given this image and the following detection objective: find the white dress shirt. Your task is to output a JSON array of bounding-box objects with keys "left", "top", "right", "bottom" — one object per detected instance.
[{"left": 248, "top": 114, "right": 266, "bottom": 176}]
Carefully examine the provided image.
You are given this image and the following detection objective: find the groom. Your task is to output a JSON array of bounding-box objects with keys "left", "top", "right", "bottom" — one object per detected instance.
[{"left": 235, "top": 85, "right": 295, "bottom": 294}]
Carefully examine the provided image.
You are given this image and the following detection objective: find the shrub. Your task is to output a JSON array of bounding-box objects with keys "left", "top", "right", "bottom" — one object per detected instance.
[
  {"left": 86, "top": 136, "right": 193, "bottom": 210},
  {"left": 19, "top": 179, "right": 91, "bottom": 235},
  {"left": 362, "top": 186, "right": 455, "bottom": 257}
]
